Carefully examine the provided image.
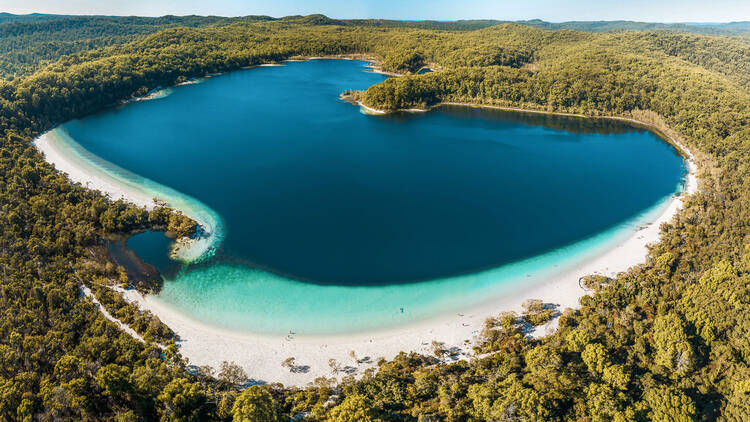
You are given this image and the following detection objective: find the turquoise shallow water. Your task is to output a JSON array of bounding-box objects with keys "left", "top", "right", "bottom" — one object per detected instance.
[
  {"left": 49, "top": 59, "right": 686, "bottom": 334},
  {"left": 151, "top": 200, "right": 672, "bottom": 334},
  {"left": 42, "top": 128, "right": 224, "bottom": 263}
]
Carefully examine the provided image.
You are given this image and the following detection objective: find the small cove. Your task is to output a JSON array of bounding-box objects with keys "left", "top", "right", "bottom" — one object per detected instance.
[{"left": 44, "top": 59, "right": 686, "bottom": 335}]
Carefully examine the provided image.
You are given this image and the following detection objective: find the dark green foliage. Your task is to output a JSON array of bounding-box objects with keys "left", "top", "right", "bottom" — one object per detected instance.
[
  {"left": 0, "top": 15, "right": 241, "bottom": 80},
  {"left": 231, "top": 386, "right": 279, "bottom": 421}
]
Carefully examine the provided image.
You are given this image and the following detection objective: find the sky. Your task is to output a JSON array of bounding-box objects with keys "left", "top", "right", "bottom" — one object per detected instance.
[{"left": 0, "top": 0, "right": 748, "bottom": 23}]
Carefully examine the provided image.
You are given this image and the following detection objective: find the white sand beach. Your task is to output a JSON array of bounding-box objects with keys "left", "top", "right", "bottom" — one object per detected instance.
[
  {"left": 34, "top": 113, "right": 698, "bottom": 387},
  {"left": 35, "top": 132, "right": 160, "bottom": 210},
  {"left": 34, "top": 131, "right": 221, "bottom": 263}
]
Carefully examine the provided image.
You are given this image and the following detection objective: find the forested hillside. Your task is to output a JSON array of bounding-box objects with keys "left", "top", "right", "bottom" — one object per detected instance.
[
  {"left": 0, "top": 16, "right": 748, "bottom": 420},
  {"left": 1, "top": 12, "right": 747, "bottom": 80},
  {"left": 350, "top": 17, "right": 750, "bottom": 34},
  {"left": 0, "top": 15, "right": 273, "bottom": 79}
]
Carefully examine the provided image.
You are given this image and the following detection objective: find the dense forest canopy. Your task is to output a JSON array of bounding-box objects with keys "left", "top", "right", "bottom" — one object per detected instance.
[
  {"left": 0, "top": 14, "right": 748, "bottom": 421},
  {"left": 0, "top": 12, "right": 748, "bottom": 80},
  {"left": 3, "top": 12, "right": 749, "bottom": 32}
]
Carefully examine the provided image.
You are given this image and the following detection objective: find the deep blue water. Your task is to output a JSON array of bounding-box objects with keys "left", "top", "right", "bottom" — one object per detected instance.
[
  {"left": 126, "top": 230, "right": 178, "bottom": 276},
  {"left": 61, "top": 59, "right": 685, "bottom": 286}
]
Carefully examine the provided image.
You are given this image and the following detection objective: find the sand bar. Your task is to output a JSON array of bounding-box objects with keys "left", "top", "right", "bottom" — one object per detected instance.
[{"left": 34, "top": 130, "right": 222, "bottom": 263}]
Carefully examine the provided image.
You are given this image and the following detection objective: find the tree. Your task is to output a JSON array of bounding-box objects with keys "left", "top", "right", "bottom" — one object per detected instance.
[
  {"left": 216, "top": 392, "right": 236, "bottom": 420},
  {"left": 231, "top": 386, "right": 278, "bottom": 422},
  {"left": 157, "top": 378, "right": 210, "bottom": 421},
  {"left": 218, "top": 361, "right": 247, "bottom": 387},
  {"left": 521, "top": 299, "right": 555, "bottom": 326},
  {"left": 566, "top": 328, "right": 592, "bottom": 353},
  {"left": 325, "top": 394, "right": 379, "bottom": 422},
  {"left": 582, "top": 343, "right": 608, "bottom": 376},
  {"left": 643, "top": 386, "right": 695, "bottom": 422},
  {"left": 328, "top": 359, "right": 341, "bottom": 375},
  {"left": 281, "top": 357, "right": 295, "bottom": 371},
  {"left": 96, "top": 364, "right": 131, "bottom": 397},
  {"left": 431, "top": 340, "right": 446, "bottom": 358},
  {"left": 652, "top": 312, "right": 696, "bottom": 376},
  {"left": 523, "top": 345, "right": 573, "bottom": 399},
  {"left": 167, "top": 211, "right": 197, "bottom": 238},
  {"left": 467, "top": 375, "right": 551, "bottom": 421}
]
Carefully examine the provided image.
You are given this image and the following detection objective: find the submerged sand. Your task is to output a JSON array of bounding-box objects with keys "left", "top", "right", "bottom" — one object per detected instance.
[
  {"left": 35, "top": 130, "right": 223, "bottom": 263},
  {"left": 34, "top": 110, "right": 698, "bottom": 387}
]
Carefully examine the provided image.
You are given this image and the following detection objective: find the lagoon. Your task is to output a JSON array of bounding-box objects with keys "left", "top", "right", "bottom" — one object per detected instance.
[{"left": 49, "top": 59, "right": 685, "bottom": 334}]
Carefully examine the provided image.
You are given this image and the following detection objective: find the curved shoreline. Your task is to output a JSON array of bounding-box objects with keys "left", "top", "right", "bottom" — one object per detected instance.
[
  {"left": 117, "top": 172, "right": 694, "bottom": 386},
  {"left": 354, "top": 99, "right": 698, "bottom": 161},
  {"left": 34, "top": 128, "right": 225, "bottom": 263},
  {"left": 33, "top": 88, "right": 698, "bottom": 386}
]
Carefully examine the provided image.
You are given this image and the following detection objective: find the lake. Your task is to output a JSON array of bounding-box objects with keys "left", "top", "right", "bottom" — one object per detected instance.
[{"left": 50, "top": 59, "right": 686, "bottom": 334}]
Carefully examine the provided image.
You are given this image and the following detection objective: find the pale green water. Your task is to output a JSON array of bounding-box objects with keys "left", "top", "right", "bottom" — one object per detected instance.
[
  {"left": 152, "top": 199, "right": 671, "bottom": 334},
  {"left": 47, "top": 124, "right": 678, "bottom": 334}
]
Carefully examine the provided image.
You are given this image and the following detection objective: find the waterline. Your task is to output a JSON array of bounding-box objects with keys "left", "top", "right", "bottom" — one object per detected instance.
[
  {"left": 35, "top": 127, "right": 225, "bottom": 263},
  {"left": 34, "top": 116, "right": 688, "bottom": 335},
  {"left": 149, "top": 188, "right": 678, "bottom": 335}
]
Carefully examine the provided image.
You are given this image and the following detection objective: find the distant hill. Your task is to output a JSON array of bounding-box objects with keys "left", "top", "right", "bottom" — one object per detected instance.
[
  {"left": 0, "top": 12, "right": 747, "bottom": 34},
  {"left": 0, "top": 12, "right": 71, "bottom": 24},
  {"left": 0, "top": 12, "right": 747, "bottom": 80},
  {"left": 517, "top": 19, "right": 750, "bottom": 34},
  {"left": 280, "top": 14, "right": 344, "bottom": 25},
  {"left": 0, "top": 14, "right": 262, "bottom": 79},
  {"left": 347, "top": 17, "right": 750, "bottom": 34}
]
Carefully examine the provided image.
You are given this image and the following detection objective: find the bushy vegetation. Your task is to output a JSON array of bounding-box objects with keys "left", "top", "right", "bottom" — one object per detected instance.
[
  {"left": 0, "top": 15, "right": 239, "bottom": 80},
  {"left": 0, "top": 15, "right": 748, "bottom": 420},
  {"left": 2, "top": 12, "right": 747, "bottom": 81}
]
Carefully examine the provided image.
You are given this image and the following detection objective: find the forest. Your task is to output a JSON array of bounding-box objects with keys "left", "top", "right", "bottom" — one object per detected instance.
[
  {"left": 1, "top": 13, "right": 748, "bottom": 80},
  {"left": 0, "top": 13, "right": 748, "bottom": 421}
]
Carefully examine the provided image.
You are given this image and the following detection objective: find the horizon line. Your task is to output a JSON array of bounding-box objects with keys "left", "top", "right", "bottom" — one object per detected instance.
[{"left": 0, "top": 11, "right": 747, "bottom": 25}]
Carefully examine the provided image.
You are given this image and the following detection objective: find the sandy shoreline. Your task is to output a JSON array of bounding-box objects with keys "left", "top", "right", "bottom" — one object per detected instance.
[
  {"left": 35, "top": 132, "right": 161, "bottom": 210},
  {"left": 32, "top": 60, "right": 699, "bottom": 386},
  {"left": 114, "top": 162, "right": 695, "bottom": 386},
  {"left": 34, "top": 130, "right": 222, "bottom": 263},
  {"left": 34, "top": 96, "right": 698, "bottom": 386}
]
